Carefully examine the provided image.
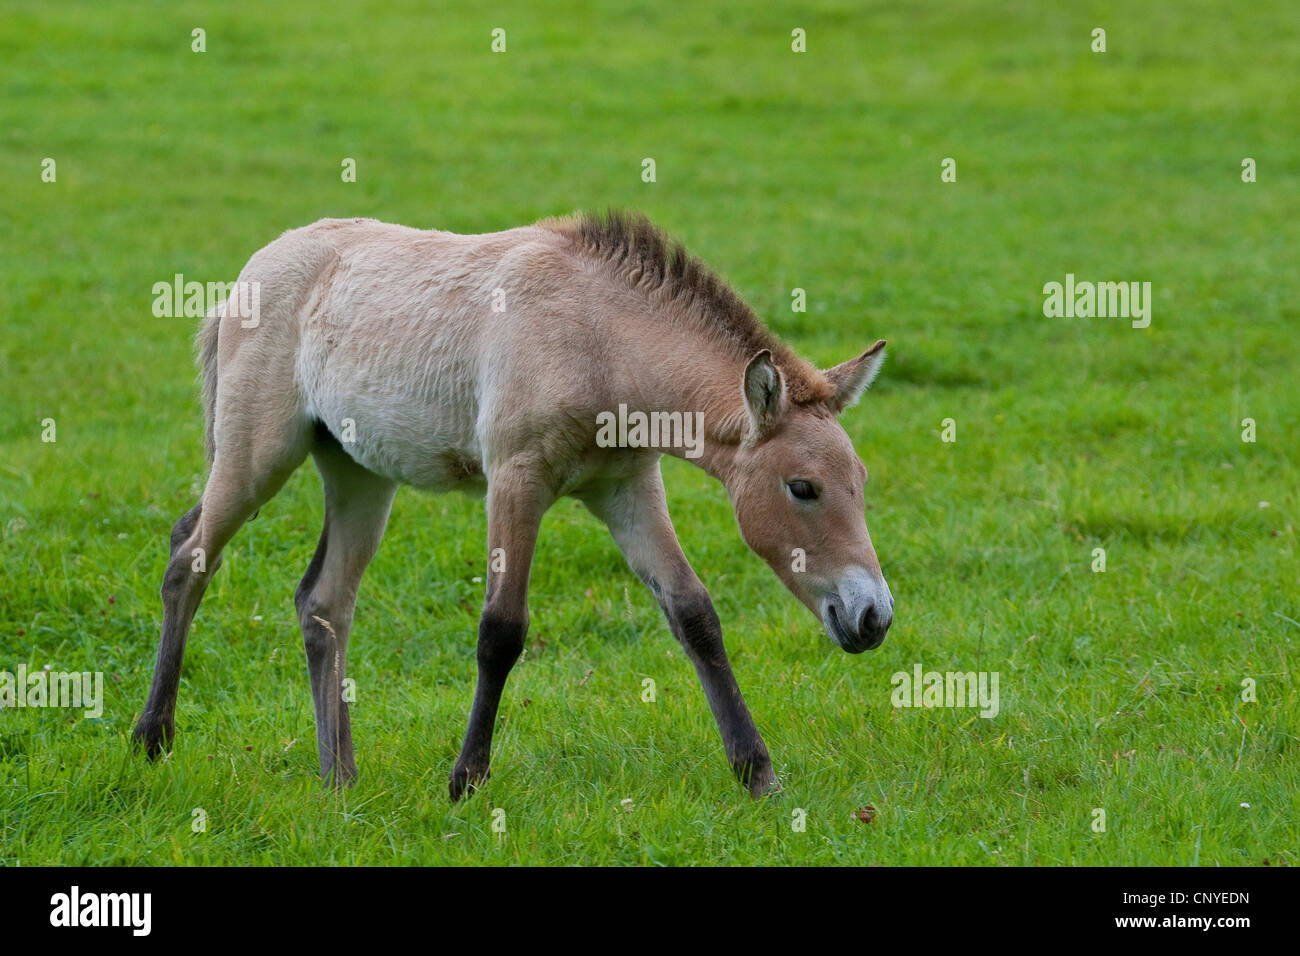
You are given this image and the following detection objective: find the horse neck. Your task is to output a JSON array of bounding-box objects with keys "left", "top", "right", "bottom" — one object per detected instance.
[{"left": 608, "top": 335, "right": 746, "bottom": 484}]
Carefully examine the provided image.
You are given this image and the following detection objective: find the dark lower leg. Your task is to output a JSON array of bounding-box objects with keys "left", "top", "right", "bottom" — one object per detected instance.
[
  {"left": 295, "top": 522, "right": 358, "bottom": 786},
  {"left": 449, "top": 608, "right": 526, "bottom": 799},
  {"left": 450, "top": 465, "right": 545, "bottom": 801},
  {"left": 668, "top": 584, "right": 776, "bottom": 795},
  {"left": 134, "top": 505, "right": 214, "bottom": 756}
]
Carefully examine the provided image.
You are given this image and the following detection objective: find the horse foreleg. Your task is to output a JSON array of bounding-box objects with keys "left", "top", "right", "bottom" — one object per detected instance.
[
  {"left": 449, "top": 457, "right": 549, "bottom": 801},
  {"left": 580, "top": 465, "right": 779, "bottom": 797}
]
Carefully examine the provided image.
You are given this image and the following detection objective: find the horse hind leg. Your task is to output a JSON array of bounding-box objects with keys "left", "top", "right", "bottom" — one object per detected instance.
[
  {"left": 133, "top": 397, "right": 311, "bottom": 758},
  {"left": 294, "top": 432, "right": 396, "bottom": 787}
]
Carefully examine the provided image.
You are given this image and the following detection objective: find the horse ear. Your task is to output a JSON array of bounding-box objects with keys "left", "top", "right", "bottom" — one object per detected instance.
[
  {"left": 742, "top": 349, "right": 787, "bottom": 439},
  {"left": 825, "top": 339, "right": 886, "bottom": 412}
]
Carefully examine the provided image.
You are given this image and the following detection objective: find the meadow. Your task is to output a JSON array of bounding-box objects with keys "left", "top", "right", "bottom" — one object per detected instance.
[{"left": 0, "top": 0, "right": 1296, "bottom": 865}]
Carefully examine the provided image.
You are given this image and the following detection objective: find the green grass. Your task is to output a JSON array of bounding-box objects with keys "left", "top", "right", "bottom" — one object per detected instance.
[{"left": 1, "top": 0, "right": 1297, "bottom": 865}]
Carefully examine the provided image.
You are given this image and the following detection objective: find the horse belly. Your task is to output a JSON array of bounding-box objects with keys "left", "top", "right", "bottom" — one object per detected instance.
[
  {"left": 343, "top": 399, "right": 484, "bottom": 492},
  {"left": 301, "top": 345, "right": 485, "bottom": 493}
]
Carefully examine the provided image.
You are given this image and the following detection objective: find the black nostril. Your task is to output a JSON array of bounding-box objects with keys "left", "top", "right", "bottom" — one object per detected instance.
[{"left": 858, "top": 602, "right": 892, "bottom": 637}]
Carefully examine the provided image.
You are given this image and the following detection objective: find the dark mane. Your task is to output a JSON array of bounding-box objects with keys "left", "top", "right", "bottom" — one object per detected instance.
[{"left": 545, "top": 210, "right": 833, "bottom": 404}]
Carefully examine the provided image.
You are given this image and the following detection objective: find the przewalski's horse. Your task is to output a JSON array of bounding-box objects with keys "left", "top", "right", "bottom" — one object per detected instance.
[{"left": 133, "top": 212, "right": 893, "bottom": 798}]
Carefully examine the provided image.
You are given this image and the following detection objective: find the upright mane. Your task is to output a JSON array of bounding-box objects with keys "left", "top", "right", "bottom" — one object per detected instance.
[{"left": 543, "top": 210, "right": 834, "bottom": 405}]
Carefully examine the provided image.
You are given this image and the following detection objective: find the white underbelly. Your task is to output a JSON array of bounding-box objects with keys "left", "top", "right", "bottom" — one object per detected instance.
[{"left": 298, "top": 341, "right": 485, "bottom": 491}]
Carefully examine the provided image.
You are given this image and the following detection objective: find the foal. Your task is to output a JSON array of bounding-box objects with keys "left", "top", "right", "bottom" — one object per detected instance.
[{"left": 134, "top": 211, "right": 894, "bottom": 798}]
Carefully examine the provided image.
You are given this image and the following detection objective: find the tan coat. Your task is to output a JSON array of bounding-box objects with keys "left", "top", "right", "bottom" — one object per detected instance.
[{"left": 136, "top": 211, "right": 892, "bottom": 797}]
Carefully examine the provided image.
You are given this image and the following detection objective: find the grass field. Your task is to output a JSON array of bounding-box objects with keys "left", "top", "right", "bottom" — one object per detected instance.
[{"left": 1, "top": 1, "right": 1297, "bottom": 865}]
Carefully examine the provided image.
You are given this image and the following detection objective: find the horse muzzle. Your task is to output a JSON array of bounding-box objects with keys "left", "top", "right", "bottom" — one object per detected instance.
[{"left": 820, "top": 571, "right": 893, "bottom": 653}]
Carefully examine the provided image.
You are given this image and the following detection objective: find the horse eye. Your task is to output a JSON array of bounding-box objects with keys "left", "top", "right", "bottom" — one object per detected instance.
[{"left": 787, "top": 480, "right": 819, "bottom": 501}]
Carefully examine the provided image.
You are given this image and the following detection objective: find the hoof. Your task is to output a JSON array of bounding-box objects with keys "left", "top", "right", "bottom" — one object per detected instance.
[
  {"left": 323, "top": 764, "right": 358, "bottom": 790},
  {"left": 449, "top": 763, "right": 490, "bottom": 802},
  {"left": 745, "top": 760, "right": 781, "bottom": 797},
  {"left": 730, "top": 747, "right": 779, "bottom": 797},
  {"left": 131, "top": 718, "right": 173, "bottom": 760}
]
